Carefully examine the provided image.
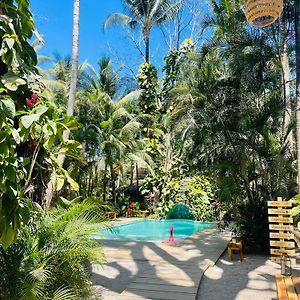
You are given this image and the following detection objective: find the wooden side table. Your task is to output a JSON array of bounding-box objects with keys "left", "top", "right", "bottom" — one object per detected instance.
[{"left": 228, "top": 239, "right": 243, "bottom": 261}]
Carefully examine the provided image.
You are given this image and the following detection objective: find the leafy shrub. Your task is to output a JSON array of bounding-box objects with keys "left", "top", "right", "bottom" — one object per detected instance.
[
  {"left": 166, "top": 203, "right": 194, "bottom": 220},
  {"left": 236, "top": 198, "right": 269, "bottom": 253},
  {"left": 0, "top": 201, "right": 107, "bottom": 299},
  {"left": 186, "top": 175, "right": 214, "bottom": 221}
]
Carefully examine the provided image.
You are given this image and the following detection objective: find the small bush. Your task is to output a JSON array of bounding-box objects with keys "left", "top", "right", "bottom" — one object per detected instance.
[
  {"left": 236, "top": 198, "right": 269, "bottom": 253},
  {"left": 166, "top": 203, "right": 194, "bottom": 220}
]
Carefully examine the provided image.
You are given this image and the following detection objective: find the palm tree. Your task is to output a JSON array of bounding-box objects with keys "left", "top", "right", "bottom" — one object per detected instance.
[
  {"left": 43, "top": 0, "right": 80, "bottom": 209},
  {"left": 63, "top": 0, "right": 80, "bottom": 143},
  {"left": 81, "top": 56, "right": 118, "bottom": 97},
  {"left": 93, "top": 90, "right": 145, "bottom": 204},
  {"left": 103, "top": 0, "right": 184, "bottom": 62}
]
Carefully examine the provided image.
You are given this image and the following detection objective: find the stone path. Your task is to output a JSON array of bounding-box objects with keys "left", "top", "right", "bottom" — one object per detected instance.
[{"left": 90, "top": 225, "right": 230, "bottom": 300}]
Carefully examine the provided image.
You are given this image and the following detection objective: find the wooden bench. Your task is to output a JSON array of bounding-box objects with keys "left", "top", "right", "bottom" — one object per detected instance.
[
  {"left": 275, "top": 273, "right": 300, "bottom": 300},
  {"left": 133, "top": 210, "right": 149, "bottom": 218}
]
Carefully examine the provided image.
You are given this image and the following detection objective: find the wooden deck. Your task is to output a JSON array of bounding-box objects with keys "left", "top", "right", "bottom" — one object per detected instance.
[{"left": 91, "top": 225, "right": 230, "bottom": 300}]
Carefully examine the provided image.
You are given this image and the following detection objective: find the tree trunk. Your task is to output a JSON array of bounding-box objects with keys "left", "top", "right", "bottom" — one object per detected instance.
[
  {"left": 62, "top": 0, "right": 80, "bottom": 147},
  {"left": 130, "top": 163, "right": 134, "bottom": 185},
  {"left": 136, "top": 163, "right": 139, "bottom": 187},
  {"left": 295, "top": 0, "right": 300, "bottom": 192},
  {"left": 103, "top": 163, "right": 108, "bottom": 202},
  {"left": 143, "top": 24, "right": 151, "bottom": 63},
  {"left": 280, "top": 18, "right": 293, "bottom": 153},
  {"left": 43, "top": 0, "right": 80, "bottom": 209},
  {"left": 110, "top": 164, "right": 117, "bottom": 206}
]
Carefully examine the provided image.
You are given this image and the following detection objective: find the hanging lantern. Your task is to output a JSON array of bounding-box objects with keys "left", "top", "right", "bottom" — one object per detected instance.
[
  {"left": 245, "top": 0, "right": 284, "bottom": 28},
  {"left": 280, "top": 254, "right": 292, "bottom": 276}
]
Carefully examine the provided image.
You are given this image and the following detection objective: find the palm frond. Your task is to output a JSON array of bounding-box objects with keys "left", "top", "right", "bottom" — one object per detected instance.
[
  {"left": 51, "top": 287, "right": 76, "bottom": 300},
  {"left": 103, "top": 13, "right": 135, "bottom": 29},
  {"left": 155, "top": 0, "right": 185, "bottom": 24},
  {"left": 117, "top": 89, "right": 143, "bottom": 108}
]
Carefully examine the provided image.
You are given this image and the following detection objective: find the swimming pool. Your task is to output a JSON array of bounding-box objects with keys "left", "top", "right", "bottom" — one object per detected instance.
[{"left": 98, "top": 219, "right": 213, "bottom": 242}]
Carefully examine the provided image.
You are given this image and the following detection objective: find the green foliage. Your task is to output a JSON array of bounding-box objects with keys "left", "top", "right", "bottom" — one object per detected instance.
[
  {"left": 0, "top": 201, "right": 106, "bottom": 299},
  {"left": 166, "top": 203, "right": 194, "bottom": 220},
  {"left": 186, "top": 175, "right": 214, "bottom": 221},
  {"left": 236, "top": 197, "right": 269, "bottom": 253},
  {"left": 0, "top": 0, "right": 81, "bottom": 248},
  {"left": 291, "top": 194, "right": 300, "bottom": 229},
  {"left": 137, "top": 62, "right": 158, "bottom": 114}
]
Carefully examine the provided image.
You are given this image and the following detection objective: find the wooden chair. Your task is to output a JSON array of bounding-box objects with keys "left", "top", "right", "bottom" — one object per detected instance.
[{"left": 227, "top": 239, "right": 243, "bottom": 261}]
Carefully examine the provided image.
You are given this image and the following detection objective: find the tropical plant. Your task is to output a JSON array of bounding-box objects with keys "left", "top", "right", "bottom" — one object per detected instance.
[
  {"left": 103, "top": 0, "right": 185, "bottom": 62},
  {"left": 186, "top": 175, "right": 214, "bottom": 221},
  {"left": 0, "top": 0, "right": 81, "bottom": 248},
  {"left": 0, "top": 200, "right": 107, "bottom": 300}
]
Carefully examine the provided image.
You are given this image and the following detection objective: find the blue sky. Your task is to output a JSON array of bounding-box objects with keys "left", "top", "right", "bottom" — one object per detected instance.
[{"left": 30, "top": 0, "right": 210, "bottom": 73}]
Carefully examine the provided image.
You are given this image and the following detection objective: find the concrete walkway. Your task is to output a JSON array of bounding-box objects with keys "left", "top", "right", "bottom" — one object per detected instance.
[
  {"left": 197, "top": 254, "right": 280, "bottom": 300},
  {"left": 90, "top": 225, "right": 230, "bottom": 300}
]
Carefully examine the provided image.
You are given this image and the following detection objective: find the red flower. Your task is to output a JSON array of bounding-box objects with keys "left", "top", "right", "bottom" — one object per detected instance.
[
  {"left": 26, "top": 98, "right": 33, "bottom": 108},
  {"left": 31, "top": 92, "right": 39, "bottom": 102},
  {"left": 26, "top": 92, "right": 39, "bottom": 109}
]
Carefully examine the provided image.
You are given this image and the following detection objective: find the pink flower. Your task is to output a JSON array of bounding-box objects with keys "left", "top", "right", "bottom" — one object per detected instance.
[
  {"left": 31, "top": 92, "right": 39, "bottom": 102},
  {"left": 26, "top": 98, "right": 33, "bottom": 108},
  {"left": 26, "top": 92, "right": 39, "bottom": 108}
]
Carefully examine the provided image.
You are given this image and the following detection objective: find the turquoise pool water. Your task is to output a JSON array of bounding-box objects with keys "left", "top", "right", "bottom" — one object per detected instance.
[{"left": 98, "top": 219, "right": 213, "bottom": 242}]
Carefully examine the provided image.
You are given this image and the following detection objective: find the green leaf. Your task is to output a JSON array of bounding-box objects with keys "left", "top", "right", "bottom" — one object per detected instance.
[
  {"left": 6, "top": 183, "right": 18, "bottom": 200},
  {"left": 0, "top": 132, "right": 6, "bottom": 144},
  {"left": 1, "top": 73, "right": 26, "bottom": 91},
  {"left": 0, "top": 224, "right": 15, "bottom": 249},
  {"left": 21, "top": 41, "right": 38, "bottom": 65},
  {"left": 62, "top": 169, "right": 79, "bottom": 191},
  {"left": 33, "top": 104, "right": 48, "bottom": 117},
  {"left": 1, "top": 99, "right": 16, "bottom": 118},
  {"left": 291, "top": 206, "right": 300, "bottom": 217},
  {"left": 0, "top": 181, "right": 7, "bottom": 193},
  {"left": 5, "top": 38, "right": 14, "bottom": 49},
  {"left": 56, "top": 175, "right": 65, "bottom": 191},
  {"left": 5, "top": 165, "right": 16, "bottom": 182},
  {"left": 12, "top": 129, "right": 21, "bottom": 144},
  {"left": 20, "top": 114, "right": 39, "bottom": 129}
]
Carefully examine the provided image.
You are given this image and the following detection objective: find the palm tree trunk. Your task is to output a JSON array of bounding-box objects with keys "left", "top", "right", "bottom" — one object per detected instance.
[
  {"left": 103, "top": 163, "right": 108, "bottom": 202},
  {"left": 143, "top": 24, "right": 151, "bottom": 63},
  {"left": 295, "top": 0, "right": 300, "bottom": 191},
  {"left": 110, "top": 164, "right": 117, "bottom": 206},
  {"left": 280, "top": 18, "right": 293, "bottom": 153},
  {"left": 43, "top": 0, "right": 80, "bottom": 209},
  {"left": 61, "top": 0, "right": 80, "bottom": 146}
]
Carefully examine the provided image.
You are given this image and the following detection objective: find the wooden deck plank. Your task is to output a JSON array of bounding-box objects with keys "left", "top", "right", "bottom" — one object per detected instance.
[
  {"left": 276, "top": 274, "right": 289, "bottom": 300},
  {"left": 284, "top": 277, "right": 299, "bottom": 300},
  {"left": 122, "top": 289, "right": 195, "bottom": 300},
  {"left": 292, "top": 277, "right": 300, "bottom": 298},
  {"left": 133, "top": 277, "right": 195, "bottom": 287},
  {"left": 127, "top": 283, "right": 197, "bottom": 294}
]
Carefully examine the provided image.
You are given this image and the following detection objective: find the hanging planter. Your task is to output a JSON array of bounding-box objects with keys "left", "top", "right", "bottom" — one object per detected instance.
[{"left": 245, "top": 0, "right": 284, "bottom": 27}]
